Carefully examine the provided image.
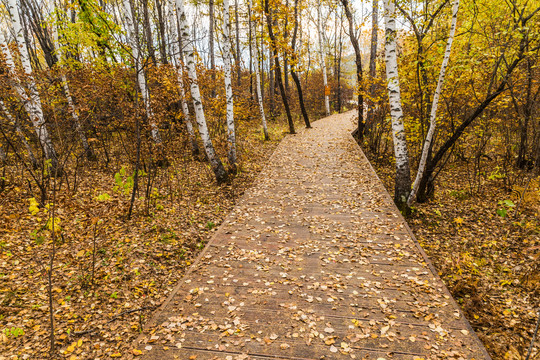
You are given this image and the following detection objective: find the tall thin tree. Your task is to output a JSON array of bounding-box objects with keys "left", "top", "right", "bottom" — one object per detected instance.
[
  {"left": 168, "top": 0, "right": 200, "bottom": 156},
  {"left": 408, "top": 0, "right": 459, "bottom": 205},
  {"left": 264, "top": 0, "right": 295, "bottom": 134},
  {"left": 291, "top": 0, "right": 310, "bottom": 128},
  {"left": 3, "top": 2, "right": 59, "bottom": 171},
  {"left": 49, "top": 1, "right": 95, "bottom": 160},
  {"left": 341, "top": 0, "right": 364, "bottom": 140},
  {"left": 383, "top": 0, "right": 411, "bottom": 212},
  {"left": 317, "top": 1, "right": 330, "bottom": 116},
  {"left": 249, "top": 0, "right": 270, "bottom": 139},
  {"left": 222, "top": 0, "right": 237, "bottom": 170},
  {"left": 123, "top": 0, "right": 162, "bottom": 144},
  {"left": 175, "top": 0, "right": 228, "bottom": 183}
]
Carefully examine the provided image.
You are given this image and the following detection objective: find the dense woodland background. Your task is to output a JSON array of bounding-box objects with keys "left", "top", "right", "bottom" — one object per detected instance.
[{"left": 0, "top": 0, "right": 538, "bottom": 358}]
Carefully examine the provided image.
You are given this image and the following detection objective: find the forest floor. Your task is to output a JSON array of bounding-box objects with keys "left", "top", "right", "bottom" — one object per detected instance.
[
  {"left": 366, "top": 152, "right": 540, "bottom": 360},
  {"left": 0, "top": 122, "right": 287, "bottom": 359}
]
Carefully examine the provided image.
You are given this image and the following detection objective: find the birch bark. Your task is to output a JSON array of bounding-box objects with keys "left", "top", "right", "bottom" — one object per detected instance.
[
  {"left": 6, "top": 0, "right": 58, "bottom": 171},
  {"left": 175, "top": 0, "right": 228, "bottom": 183},
  {"left": 123, "top": 0, "right": 162, "bottom": 144},
  {"left": 408, "top": 0, "right": 459, "bottom": 205},
  {"left": 383, "top": 0, "right": 411, "bottom": 211},
  {"left": 0, "top": 99, "right": 38, "bottom": 168},
  {"left": 317, "top": 2, "right": 330, "bottom": 116},
  {"left": 167, "top": 0, "right": 200, "bottom": 155},
  {"left": 49, "top": 2, "right": 94, "bottom": 160},
  {"left": 248, "top": 0, "right": 269, "bottom": 140},
  {"left": 222, "top": 0, "right": 237, "bottom": 170}
]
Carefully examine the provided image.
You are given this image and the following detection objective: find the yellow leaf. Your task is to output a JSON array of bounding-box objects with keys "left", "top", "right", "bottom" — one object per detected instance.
[
  {"left": 132, "top": 349, "right": 143, "bottom": 356},
  {"left": 110, "top": 353, "right": 122, "bottom": 358},
  {"left": 76, "top": 250, "right": 85, "bottom": 258},
  {"left": 77, "top": 339, "right": 83, "bottom": 347},
  {"left": 28, "top": 197, "right": 40, "bottom": 215},
  {"left": 454, "top": 217, "right": 464, "bottom": 225}
]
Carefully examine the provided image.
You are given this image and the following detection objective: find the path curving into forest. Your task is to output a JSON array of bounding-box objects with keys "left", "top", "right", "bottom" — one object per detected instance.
[{"left": 136, "top": 112, "right": 490, "bottom": 359}]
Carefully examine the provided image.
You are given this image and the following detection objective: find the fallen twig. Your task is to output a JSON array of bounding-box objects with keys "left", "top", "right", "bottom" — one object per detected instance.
[
  {"left": 525, "top": 308, "right": 540, "bottom": 360},
  {"left": 71, "top": 306, "right": 156, "bottom": 337}
]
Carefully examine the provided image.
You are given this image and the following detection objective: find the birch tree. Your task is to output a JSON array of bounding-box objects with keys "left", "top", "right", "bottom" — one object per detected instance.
[
  {"left": 0, "top": 99, "right": 38, "bottom": 168},
  {"left": 383, "top": 0, "right": 411, "bottom": 212},
  {"left": 48, "top": 1, "right": 95, "bottom": 160},
  {"left": 209, "top": 0, "right": 216, "bottom": 96},
  {"left": 222, "top": 0, "right": 237, "bottom": 171},
  {"left": 6, "top": 0, "right": 57, "bottom": 163},
  {"left": 291, "top": 0, "right": 311, "bottom": 128},
  {"left": 408, "top": 0, "right": 459, "bottom": 205},
  {"left": 1, "top": 3, "right": 58, "bottom": 172},
  {"left": 248, "top": 0, "right": 269, "bottom": 140},
  {"left": 123, "top": 0, "right": 162, "bottom": 144},
  {"left": 167, "top": 0, "right": 200, "bottom": 156},
  {"left": 175, "top": 0, "right": 229, "bottom": 183},
  {"left": 317, "top": 1, "right": 330, "bottom": 116}
]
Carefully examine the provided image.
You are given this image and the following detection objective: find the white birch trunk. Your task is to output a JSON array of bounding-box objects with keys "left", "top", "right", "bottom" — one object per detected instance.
[
  {"left": 123, "top": 0, "right": 162, "bottom": 144},
  {"left": 175, "top": 0, "right": 228, "bottom": 183},
  {"left": 49, "top": 2, "right": 94, "bottom": 159},
  {"left": 5, "top": 0, "right": 58, "bottom": 170},
  {"left": 249, "top": 0, "right": 269, "bottom": 140},
  {"left": 167, "top": 0, "right": 200, "bottom": 155},
  {"left": 408, "top": 0, "right": 459, "bottom": 205},
  {"left": 317, "top": 2, "right": 330, "bottom": 116},
  {"left": 222, "top": 0, "right": 237, "bottom": 169},
  {"left": 383, "top": 0, "right": 411, "bottom": 210},
  {"left": 0, "top": 99, "right": 38, "bottom": 168}
]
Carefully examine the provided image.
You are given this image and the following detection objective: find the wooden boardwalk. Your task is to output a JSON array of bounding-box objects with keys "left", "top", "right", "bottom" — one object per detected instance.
[{"left": 136, "top": 113, "right": 490, "bottom": 359}]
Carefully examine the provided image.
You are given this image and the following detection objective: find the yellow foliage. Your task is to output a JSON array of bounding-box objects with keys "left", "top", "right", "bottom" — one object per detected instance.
[{"left": 28, "top": 198, "right": 39, "bottom": 215}]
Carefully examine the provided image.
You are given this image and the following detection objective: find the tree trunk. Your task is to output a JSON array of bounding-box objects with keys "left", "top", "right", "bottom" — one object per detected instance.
[
  {"left": 155, "top": 0, "right": 169, "bottom": 64},
  {"left": 123, "top": 0, "right": 162, "bottom": 144},
  {"left": 3, "top": 5, "right": 59, "bottom": 172},
  {"left": 49, "top": 1, "right": 95, "bottom": 160},
  {"left": 168, "top": 0, "right": 200, "bottom": 156},
  {"left": 141, "top": 0, "right": 157, "bottom": 64},
  {"left": 209, "top": 0, "right": 216, "bottom": 97},
  {"left": 383, "top": 0, "right": 411, "bottom": 212},
  {"left": 416, "top": 19, "right": 531, "bottom": 201},
  {"left": 283, "top": 0, "right": 290, "bottom": 95},
  {"left": 369, "top": 0, "right": 378, "bottom": 78},
  {"left": 223, "top": 0, "right": 237, "bottom": 171},
  {"left": 269, "top": 45, "right": 275, "bottom": 117},
  {"left": 249, "top": 0, "right": 269, "bottom": 139},
  {"left": 408, "top": 0, "right": 459, "bottom": 205},
  {"left": 367, "top": 0, "right": 378, "bottom": 133},
  {"left": 175, "top": 0, "right": 228, "bottom": 183},
  {"left": 336, "top": 9, "right": 343, "bottom": 113},
  {"left": 235, "top": 0, "right": 241, "bottom": 87},
  {"left": 264, "top": 0, "right": 295, "bottom": 134},
  {"left": 516, "top": 57, "right": 533, "bottom": 169},
  {"left": 291, "top": 0, "right": 310, "bottom": 128},
  {"left": 0, "top": 99, "right": 38, "bottom": 168},
  {"left": 341, "top": 0, "right": 364, "bottom": 140},
  {"left": 317, "top": 2, "right": 330, "bottom": 116}
]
